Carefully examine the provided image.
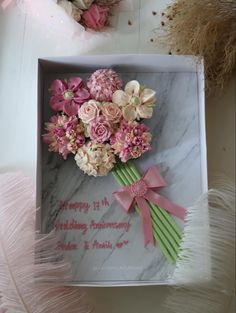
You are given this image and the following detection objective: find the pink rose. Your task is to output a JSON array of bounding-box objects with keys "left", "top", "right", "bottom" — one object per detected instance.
[
  {"left": 88, "top": 116, "right": 112, "bottom": 143},
  {"left": 82, "top": 4, "right": 109, "bottom": 31},
  {"left": 78, "top": 100, "right": 100, "bottom": 123},
  {"left": 101, "top": 102, "right": 122, "bottom": 123}
]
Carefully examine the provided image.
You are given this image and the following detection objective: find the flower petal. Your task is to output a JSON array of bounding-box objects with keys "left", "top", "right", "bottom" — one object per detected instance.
[
  {"left": 63, "top": 100, "right": 79, "bottom": 116},
  {"left": 50, "top": 95, "right": 66, "bottom": 112},
  {"left": 137, "top": 105, "right": 153, "bottom": 119},
  {"left": 50, "top": 79, "right": 66, "bottom": 95},
  {"left": 112, "top": 90, "right": 129, "bottom": 107},
  {"left": 125, "top": 80, "right": 140, "bottom": 96},
  {"left": 141, "top": 88, "right": 156, "bottom": 104},
  {"left": 67, "top": 77, "right": 83, "bottom": 91},
  {"left": 74, "top": 88, "right": 91, "bottom": 104},
  {"left": 122, "top": 104, "right": 137, "bottom": 122}
]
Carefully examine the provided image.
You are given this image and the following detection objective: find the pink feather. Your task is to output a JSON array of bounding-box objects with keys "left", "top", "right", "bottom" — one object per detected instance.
[{"left": 0, "top": 172, "right": 91, "bottom": 313}]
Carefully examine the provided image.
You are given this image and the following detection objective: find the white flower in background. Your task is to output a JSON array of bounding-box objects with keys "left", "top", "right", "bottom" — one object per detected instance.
[
  {"left": 95, "top": 0, "right": 122, "bottom": 6},
  {"left": 75, "top": 141, "right": 116, "bottom": 176},
  {"left": 72, "top": 0, "right": 94, "bottom": 10},
  {"left": 112, "top": 80, "right": 156, "bottom": 122},
  {"left": 57, "top": 0, "right": 83, "bottom": 21}
]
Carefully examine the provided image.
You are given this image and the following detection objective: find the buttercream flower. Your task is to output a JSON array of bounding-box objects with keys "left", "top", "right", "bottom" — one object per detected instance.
[
  {"left": 95, "top": 0, "right": 121, "bottom": 6},
  {"left": 73, "top": 0, "right": 94, "bottom": 10},
  {"left": 112, "top": 80, "right": 156, "bottom": 121},
  {"left": 101, "top": 102, "right": 122, "bottom": 123},
  {"left": 87, "top": 69, "right": 122, "bottom": 101},
  {"left": 50, "top": 77, "right": 90, "bottom": 116},
  {"left": 75, "top": 141, "right": 115, "bottom": 176},
  {"left": 82, "top": 4, "right": 109, "bottom": 31},
  {"left": 110, "top": 120, "right": 152, "bottom": 162},
  {"left": 88, "top": 116, "right": 112, "bottom": 143},
  {"left": 78, "top": 100, "right": 100, "bottom": 123},
  {"left": 43, "top": 115, "right": 85, "bottom": 159},
  {"left": 58, "top": 0, "right": 83, "bottom": 22}
]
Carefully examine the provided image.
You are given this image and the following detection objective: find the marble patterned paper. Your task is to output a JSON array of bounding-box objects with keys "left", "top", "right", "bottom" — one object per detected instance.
[{"left": 40, "top": 70, "right": 204, "bottom": 285}]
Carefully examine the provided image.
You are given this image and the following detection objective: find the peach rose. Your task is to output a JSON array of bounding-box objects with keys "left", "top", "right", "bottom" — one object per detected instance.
[
  {"left": 101, "top": 102, "right": 122, "bottom": 123},
  {"left": 78, "top": 100, "right": 100, "bottom": 123}
]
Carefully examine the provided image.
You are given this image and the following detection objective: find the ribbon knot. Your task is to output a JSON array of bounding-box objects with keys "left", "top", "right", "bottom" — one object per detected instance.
[
  {"left": 129, "top": 179, "right": 148, "bottom": 198},
  {"left": 113, "top": 166, "right": 186, "bottom": 246}
]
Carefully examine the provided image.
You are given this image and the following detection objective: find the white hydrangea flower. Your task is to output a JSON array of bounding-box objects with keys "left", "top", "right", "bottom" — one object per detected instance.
[{"left": 75, "top": 141, "right": 116, "bottom": 176}]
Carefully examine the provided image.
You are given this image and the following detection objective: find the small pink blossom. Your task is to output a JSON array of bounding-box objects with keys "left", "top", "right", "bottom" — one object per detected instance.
[
  {"left": 82, "top": 4, "right": 109, "bottom": 31},
  {"left": 43, "top": 115, "right": 85, "bottom": 159},
  {"left": 88, "top": 116, "right": 112, "bottom": 143},
  {"left": 50, "top": 77, "right": 90, "bottom": 116},
  {"left": 110, "top": 120, "right": 152, "bottom": 162}
]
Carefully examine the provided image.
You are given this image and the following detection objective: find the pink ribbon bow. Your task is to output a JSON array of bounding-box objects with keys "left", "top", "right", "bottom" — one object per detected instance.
[{"left": 113, "top": 166, "right": 186, "bottom": 246}]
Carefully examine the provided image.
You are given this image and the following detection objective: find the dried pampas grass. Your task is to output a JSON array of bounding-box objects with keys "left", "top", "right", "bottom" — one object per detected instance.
[{"left": 160, "top": 0, "right": 236, "bottom": 93}]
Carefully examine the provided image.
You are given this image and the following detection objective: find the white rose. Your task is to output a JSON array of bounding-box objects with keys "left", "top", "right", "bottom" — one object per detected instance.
[
  {"left": 78, "top": 100, "right": 100, "bottom": 123},
  {"left": 101, "top": 102, "right": 122, "bottom": 123}
]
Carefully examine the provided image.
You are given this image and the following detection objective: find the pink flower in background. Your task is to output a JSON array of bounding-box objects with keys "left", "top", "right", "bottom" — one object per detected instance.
[
  {"left": 88, "top": 116, "right": 112, "bottom": 143},
  {"left": 110, "top": 120, "right": 152, "bottom": 162},
  {"left": 42, "top": 115, "right": 85, "bottom": 159},
  {"left": 50, "top": 77, "right": 90, "bottom": 116},
  {"left": 82, "top": 4, "right": 109, "bottom": 31}
]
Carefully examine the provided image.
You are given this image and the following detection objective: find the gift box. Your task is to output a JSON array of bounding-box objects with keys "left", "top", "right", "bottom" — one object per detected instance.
[{"left": 36, "top": 54, "right": 208, "bottom": 286}]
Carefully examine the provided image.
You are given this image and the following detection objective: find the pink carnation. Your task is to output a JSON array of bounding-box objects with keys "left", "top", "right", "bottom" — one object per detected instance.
[
  {"left": 49, "top": 77, "right": 90, "bottom": 116},
  {"left": 88, "top": 116, "right": 112, "bottom": 143},
  {"left": 110, "top": 120, "right": 152, "bottom": 162},
  {"left": 82, "top": 4, "right": 109, "bottom": 31},
  {"left": 43, "top": 115, "right": 85, "bottom": 159}
]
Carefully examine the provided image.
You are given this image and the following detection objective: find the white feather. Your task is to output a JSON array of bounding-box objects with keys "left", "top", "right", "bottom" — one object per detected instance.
[
  {"left": 0, "top": 172, "right": 91, "bottom": 313},
  {"left": 164, "top": 177, "right": 235, "bottom": 313}
]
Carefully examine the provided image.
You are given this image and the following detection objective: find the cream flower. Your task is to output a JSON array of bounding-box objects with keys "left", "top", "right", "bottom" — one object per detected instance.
[
  {"left": 74, "top": 141, "right": 115, "bottom": 176},
  {"left": 58, "top": 0, "right": 83, "bottom": 22},
  {"left": 101, "top": 102, "right": 122, "bottom": 123},
  {"left": 72, "top": 0, "right": 94, "bottom": 10},
  {"left": 78, "top": 100, "right": 100, "bottom": 123},
  {"left": 112, "top": 80, "right": 156, "bottom": 121}
]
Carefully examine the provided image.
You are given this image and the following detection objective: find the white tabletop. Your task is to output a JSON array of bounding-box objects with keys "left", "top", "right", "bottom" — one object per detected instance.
[{"left": 0, "top": 1, "right": 235, "bottom": 312}]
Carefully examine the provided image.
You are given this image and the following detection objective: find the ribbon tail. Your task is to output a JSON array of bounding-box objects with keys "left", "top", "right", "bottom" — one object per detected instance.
[
  {"left": 146, "top": 189, "right": 186, "bottom": 220},
  {"left": 136, "top": 197, "right": 155, "bottom": 246}
]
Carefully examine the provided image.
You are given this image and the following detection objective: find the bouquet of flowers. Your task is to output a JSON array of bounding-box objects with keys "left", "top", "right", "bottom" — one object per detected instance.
[
  {"left": 43, "top": 69, "right": 186, "bottom": 263},
  {"left": 57, "top": 0, "right": 122, "bottom": 31}
]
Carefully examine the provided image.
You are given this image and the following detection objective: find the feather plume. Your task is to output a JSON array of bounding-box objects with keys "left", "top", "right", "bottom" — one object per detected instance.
[
  {"left": 0, "top": 172, "right": 91, "bottom": 313},
  {"left": 164, "top": 177, "right": 235, "bottom": 313}
]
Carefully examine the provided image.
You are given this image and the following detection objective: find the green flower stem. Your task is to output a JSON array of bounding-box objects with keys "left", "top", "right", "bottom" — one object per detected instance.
[
  {"left": 112, "top": 167, "right": 174, "bottom": 263},
  {"left": 120, "top": 163, "right": 180, "bottom": 253},
  {"left": 113, "top": 164, "right": 177, "bottom": 262},
  {"left": 128, "top": 161, "right": 183, "bottom": 239}
]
